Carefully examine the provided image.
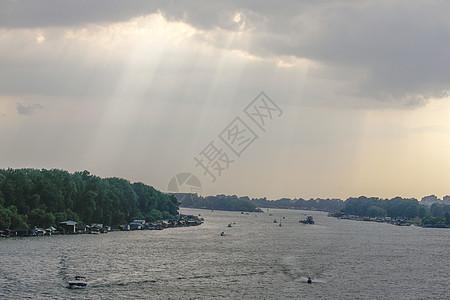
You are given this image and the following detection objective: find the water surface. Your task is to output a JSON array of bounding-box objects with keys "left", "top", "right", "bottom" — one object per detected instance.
[{"left": 1, "top": 208, "right": 448, "bottom": 299}]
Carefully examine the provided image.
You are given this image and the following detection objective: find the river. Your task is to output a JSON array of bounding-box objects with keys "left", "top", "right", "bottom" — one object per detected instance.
[{"left": 1, "top": 208, "right": 448, "bottom": 299}]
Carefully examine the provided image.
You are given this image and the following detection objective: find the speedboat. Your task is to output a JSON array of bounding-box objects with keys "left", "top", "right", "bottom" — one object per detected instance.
[
  {"left": 68, "top": 276, "right": 87, "bottom": 288},
  {"left": 299, "top": 216, "right": 314, "bottom": 224}
]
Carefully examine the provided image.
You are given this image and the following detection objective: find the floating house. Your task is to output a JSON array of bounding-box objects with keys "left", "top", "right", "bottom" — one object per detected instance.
[
  {"left": 14, "top": 227, "right": 30, "bottom": 237},
  {"left": 31, "top": 227, "right": 46, "bottom": 236},
  {"left": 119, "top": 224, "right": 130, "bottom": 231},
  {"left": 76, "top": 224, "right": 90, "bottom": 234},
  {"left": 59, "top": 221, "right": 77, "bottom": 234},
  {"left": 129, "top": 222, "right": 143, "bottom": 230},
  {"left": 90, "top": 223, "right": 104, "bottom": 233}
]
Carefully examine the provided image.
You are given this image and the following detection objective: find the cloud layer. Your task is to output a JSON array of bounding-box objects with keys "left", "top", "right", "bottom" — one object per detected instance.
[
  {"left": 1, "top": 1, "right": 449, "bottom": 107},
  {"left": 1, "top": 1, "right": 449, "bottom": 199}
]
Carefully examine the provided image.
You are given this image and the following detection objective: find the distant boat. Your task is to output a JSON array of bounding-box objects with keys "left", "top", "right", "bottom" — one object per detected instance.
[
  {"left": 220, "top": 232, "right": 225, "bottom": 236},
  {"left": 228, "top": 223, "right": 232, "bottom": 228},
  {"left": 68, "top": 276, "right": 87, "bottom": 288},
  {"left": 299, "top": 216, "right": 314, "bottom": 224},
  {"left": 273, "top": 219, "right": 278, "bottom": 223}
]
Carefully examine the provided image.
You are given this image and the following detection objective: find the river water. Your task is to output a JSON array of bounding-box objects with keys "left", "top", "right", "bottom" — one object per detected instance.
[{"left": 1, "top": 208, "right": 448, "bottom": 299}]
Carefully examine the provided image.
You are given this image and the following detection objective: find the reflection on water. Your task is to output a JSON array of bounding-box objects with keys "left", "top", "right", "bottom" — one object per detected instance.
[{"left": 1, "top": 208, "right": 449, "bottom": 299}]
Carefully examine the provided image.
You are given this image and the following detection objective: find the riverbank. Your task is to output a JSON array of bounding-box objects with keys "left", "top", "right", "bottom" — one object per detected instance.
[
  {"left": 327, "top": 212, "right": 449, "bottom": 228},
  {"left": 0, "top": 214, "right": 204, "bottom": 238}
]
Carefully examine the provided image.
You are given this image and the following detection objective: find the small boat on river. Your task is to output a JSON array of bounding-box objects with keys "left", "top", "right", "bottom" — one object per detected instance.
[
  {"left": 68, "top": 276, "right": 87, "bottom": 288},
  {"left": 299, "top": 216, "right": 314, "bottom": 224}
]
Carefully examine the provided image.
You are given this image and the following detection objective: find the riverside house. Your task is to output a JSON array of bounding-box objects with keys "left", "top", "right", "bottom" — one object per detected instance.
[
  {"left": 59, "top": 220, "right": 77, "bottom": 234},
  {"left": 129, "top": 220, "right": 145, "bottom": 230}
]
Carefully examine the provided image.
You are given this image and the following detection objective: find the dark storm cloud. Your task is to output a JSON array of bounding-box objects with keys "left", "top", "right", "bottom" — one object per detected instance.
[
  {"left": 0, "top": 0, "right": 159, "bottom": 28},
  {"left": 0, "top": 0, "right": 316, "bottom": 29},
  {"left": 1, "top": 0, "right": 449, "bottom": 107}
]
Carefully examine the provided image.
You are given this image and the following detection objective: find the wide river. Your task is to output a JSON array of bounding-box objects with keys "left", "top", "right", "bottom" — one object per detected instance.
[{"left": 1, "top": 208, "right": 449, "bottom": 299}]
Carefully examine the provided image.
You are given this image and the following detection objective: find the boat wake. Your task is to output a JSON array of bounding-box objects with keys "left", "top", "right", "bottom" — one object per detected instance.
[
  {"left": 279, "top": 256, "right": 327, "bottom": 284},
  {"left": 86, "top": 270, "right": 269, "bottom": 289},
  {"left": 298, "top": 276, "right": 326, "bottom": 284}
]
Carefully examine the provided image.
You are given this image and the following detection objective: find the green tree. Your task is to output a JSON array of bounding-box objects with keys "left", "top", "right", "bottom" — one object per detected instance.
[
  {"left": 430, "top": 203, "right": 444, "bottom": 218},
  {"left": 367, "top": 206, "right": 386, "bottom": 217},
  {"left": 146, "top": 209, "right": 163, "bottom": 222},
  {"left": 0, "top": 205, "right": 12, "bottom": 229},
  {"left": 0, "top": 168, "right": 179, "bottom": 227},
  {"left": 3, "top": 205, "right": 28, "bottom": 229},
  {"left": 28, "top": 208, "right": 56, "bottom": 228}
]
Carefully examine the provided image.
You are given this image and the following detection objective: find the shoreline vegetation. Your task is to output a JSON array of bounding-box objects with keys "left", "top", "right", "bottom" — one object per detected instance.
[
  {"left": 0, "top": 168, "right": 186, "bottom": 237},
  {"left": 174, "top": 194, "right": 264, "bottom": 212},
  {"left": 2, "top": 168, "right": 449, "bottom": 237},
  {"left": 175, "top": 194, "right": 450, "bottom": 228},
  {"left": 327, "top": 212, "right": 449, "bottom": 228}
]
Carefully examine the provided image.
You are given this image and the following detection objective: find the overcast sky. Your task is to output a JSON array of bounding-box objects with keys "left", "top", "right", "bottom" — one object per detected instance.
[{"left": 1, "top": 0, "right": 449, "bottom": 200}]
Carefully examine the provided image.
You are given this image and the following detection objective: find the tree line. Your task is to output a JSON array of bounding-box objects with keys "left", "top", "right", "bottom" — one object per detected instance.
[
  {"left": 177, "top": 194, "right": 261, "bottom": 212},
  {"left": 249, "top": 197, "right": 345, "bottom": 211},
  {"left": 0, "top": 168, "right": 179, "bottom": 230},
  {"left": 342, "top": 196, "right": 450, "bottom": 222},
  {"left": 248, "top": 195, "right": 449, "bottom": 222}
]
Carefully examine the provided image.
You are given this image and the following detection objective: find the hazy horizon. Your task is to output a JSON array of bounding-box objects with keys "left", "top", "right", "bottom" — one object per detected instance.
[{"left": 1, "top": 1, "right": 449, "bottom": 201}]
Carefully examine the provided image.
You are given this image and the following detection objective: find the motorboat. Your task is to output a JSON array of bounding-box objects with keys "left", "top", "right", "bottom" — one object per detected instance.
[
  {"left": 68, "top": 276, "right": 87, "bottom": 288},
  {"left": 299, "top": 216, "right": 314, "bottom": 224}
]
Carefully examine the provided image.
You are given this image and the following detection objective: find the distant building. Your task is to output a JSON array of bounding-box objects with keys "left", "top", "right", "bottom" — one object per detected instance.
[
  {"left": 14, "top": 227, "right": 29, "bottom": 237},
  {"left": 76, "top": 224, "right": 90, "bottom": 234},
  {"left": 59, "top": 221, "right": 77, "bottom": 234},
  {"left": 129, "top": 222, "right": 143, "bottom": 230},
  {"left": 132, "top": 220, "right": 145, "bottom": 225},
  {"left": 119, "top": 224, "right": 130, "bottom": 231},
  {"left": 91, "top": 223, "right": 103, "bottom": 229}
]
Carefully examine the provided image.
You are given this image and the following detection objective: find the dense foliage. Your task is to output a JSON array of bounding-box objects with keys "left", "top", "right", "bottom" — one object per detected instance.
[
  {"left": 249, "top": 197, "right": 345, "bottom": 212},
  {"left": 181, "top": 194, "right": 260, "bottom": 212},
  {"left": 0, "top": 168, "right": 179, "bottom": 229},
  {"left": 342, "top": 196, "right": 450, "bottom": 220}
]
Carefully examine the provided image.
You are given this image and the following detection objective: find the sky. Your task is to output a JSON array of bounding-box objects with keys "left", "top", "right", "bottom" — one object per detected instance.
[{"left": 0, "top": 0, "right": 449, "bottom": 200}]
